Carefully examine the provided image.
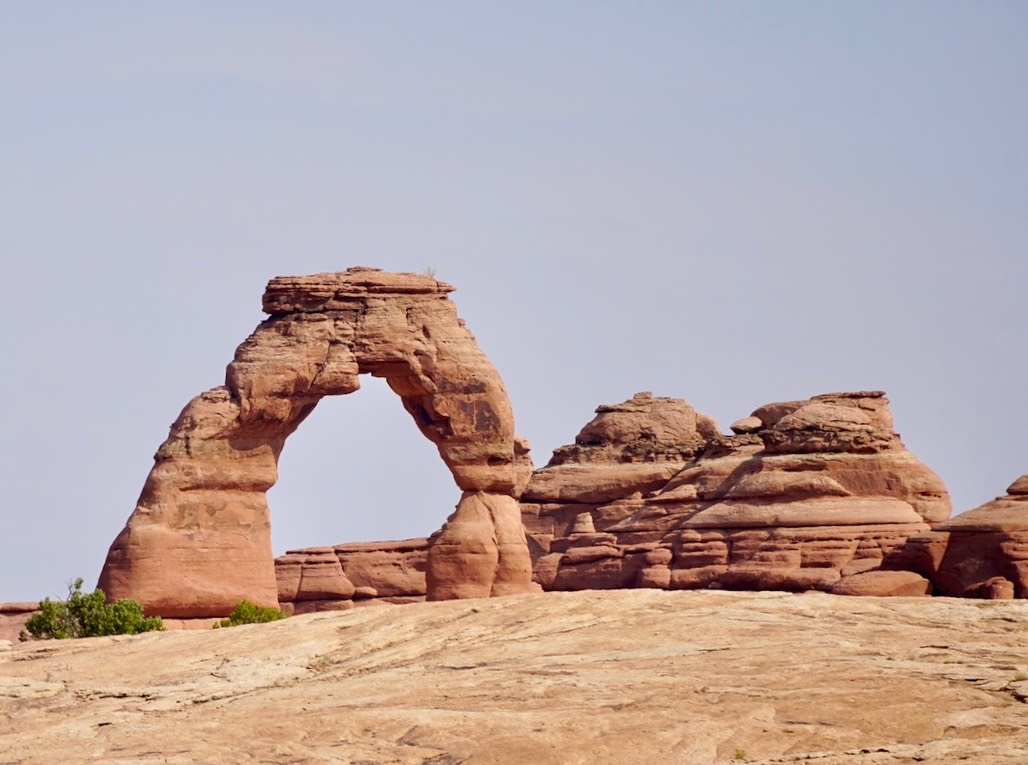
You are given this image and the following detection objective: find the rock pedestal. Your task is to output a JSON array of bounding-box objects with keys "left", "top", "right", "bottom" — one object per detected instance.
[{"left": 98, "top": 268, "right": 536, "bottom": 617}]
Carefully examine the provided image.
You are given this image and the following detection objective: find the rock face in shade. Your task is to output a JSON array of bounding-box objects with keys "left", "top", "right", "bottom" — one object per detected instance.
[
  {"left": 98, "top": 268, "right": 536, "bottom": 618},
  {"left": 523, "top": 391, "right": 951, "bottom": 596},
  {"left": 885, "top": 475, "right": 1028, "bottom": 598}
]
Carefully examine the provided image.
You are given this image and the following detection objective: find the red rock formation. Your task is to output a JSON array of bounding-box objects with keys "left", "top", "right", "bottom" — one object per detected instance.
[
  {"left": 886, "top": 475, "right": 1028, "bottom": 598},
  {"left": 276, "top": 538, "right": 429, "bottom": 614},
  {"left": 524, "top": 391, "right": 950, "bottom": 596},
  {"left": 0, "top": 603, "right": 38, "bottom": 643},
  {"left": 831, "top": 570, "right": 932, "bottom": 597},
  {"left": 99, "top": 268, "right": 536, "bottom": 617}
]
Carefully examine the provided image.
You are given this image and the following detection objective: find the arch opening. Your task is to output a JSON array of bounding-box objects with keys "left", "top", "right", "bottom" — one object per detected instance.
[{"left": 269, "top": 374, "right": 454, "bottom": 553}]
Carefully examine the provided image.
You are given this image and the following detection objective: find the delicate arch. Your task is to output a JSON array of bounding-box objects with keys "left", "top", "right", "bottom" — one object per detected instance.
[{"left": 98, "top": 268, "right": 535, "bottom": 617}]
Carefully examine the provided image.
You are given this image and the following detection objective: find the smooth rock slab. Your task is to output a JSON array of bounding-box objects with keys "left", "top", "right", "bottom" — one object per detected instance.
[{"left": 2, "top": 590, "right": 1027, "bottom": 764}]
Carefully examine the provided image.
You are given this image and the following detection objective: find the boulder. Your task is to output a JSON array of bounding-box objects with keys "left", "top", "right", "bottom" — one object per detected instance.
[
  {"left": 760, "top": 392, "right": 897, "bottom": 455},
  {"left": 729, "top": 416, "right": 763, "bottom": 434},
  {"left": 831, "top": 570, "right": 932, "bottom": 597}
]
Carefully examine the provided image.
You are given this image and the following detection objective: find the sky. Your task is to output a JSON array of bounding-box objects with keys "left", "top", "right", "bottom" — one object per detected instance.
[{"left": 1, "top": 2, "right": 1025, "bottom": 602}]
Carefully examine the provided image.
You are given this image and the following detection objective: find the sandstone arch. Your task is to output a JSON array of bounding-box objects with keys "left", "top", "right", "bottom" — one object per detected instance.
[{"left": 98, "top": 268, "right": 536, "bottom": 617}]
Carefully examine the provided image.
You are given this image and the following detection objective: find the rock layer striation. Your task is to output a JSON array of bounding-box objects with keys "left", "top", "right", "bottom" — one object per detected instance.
[
  {"left": 523, "top": 391, "right": 952, "bottom": 596},
  {"left": 276, "top": 538, "right": 430, "bottom": 614}
]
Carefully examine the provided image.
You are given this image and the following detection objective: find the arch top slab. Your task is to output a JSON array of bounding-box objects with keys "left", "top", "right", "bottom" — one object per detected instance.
[{"left": 98, "top": 267, "right": 536, "bottom": 617}]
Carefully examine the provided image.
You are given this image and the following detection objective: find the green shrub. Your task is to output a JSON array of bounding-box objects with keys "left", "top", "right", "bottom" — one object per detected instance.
[
  {"left": 214, "top": 599, "right": 290, "bottom": 628},
  {"left": 20, "top": 578, "right": 164, "bottom": 640}
]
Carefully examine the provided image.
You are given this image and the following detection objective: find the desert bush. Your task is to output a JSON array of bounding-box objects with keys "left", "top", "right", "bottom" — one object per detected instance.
[
  {"left": 214, "top": 599, "right": 290, "bottom": 628},
  {"left": 20, "top": 578, "right": 164, "bottom": 640}
]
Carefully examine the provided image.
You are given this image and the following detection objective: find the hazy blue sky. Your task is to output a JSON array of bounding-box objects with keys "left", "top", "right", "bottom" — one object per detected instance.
[{"left": 2, "top": 3, "right": 1024, "bottom": 601}]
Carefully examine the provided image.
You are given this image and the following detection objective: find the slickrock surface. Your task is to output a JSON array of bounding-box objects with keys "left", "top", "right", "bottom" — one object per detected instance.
[
  {"left": 1, "top": 590, "right": 1026, "bottom": 764},
  {"left": 98, "top": 268, "right": 535, "bottom": 617},
  {"left": 890, "top": 474, "right": 1028, "bottom": 598},
  {"left": 524, "top": 392, "right": 951, "bottom": 596}
]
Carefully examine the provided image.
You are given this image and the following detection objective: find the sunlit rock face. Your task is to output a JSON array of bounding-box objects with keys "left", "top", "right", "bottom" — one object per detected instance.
[
  {"left": 523, "top": 391, "right": 953, "bottom": 597},
  {"left": 98, "top": 268, "right": 535, "bottom": 617}
]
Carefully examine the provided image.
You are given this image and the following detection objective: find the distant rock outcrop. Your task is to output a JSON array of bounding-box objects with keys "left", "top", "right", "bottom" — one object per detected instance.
[
  {"left": 887, "top": 475, "right": 1028, "bottom": 598},
  {"left": 276, "top": 539, "right": 429, "bottom": 613},
  {"left": 98, "top": 268, "right": 536, "bottom": 618},
  {"left": 523, "top": 391, "right": 951, "bottom": 596}
]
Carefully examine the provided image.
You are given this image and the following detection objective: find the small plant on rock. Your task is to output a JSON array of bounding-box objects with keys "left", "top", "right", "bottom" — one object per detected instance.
[
  {"left": 20, "top": 578, "right": 164, "bottom": 640},
  {"left": 213, "top": 600, "right": 290, "bottom": 628}
]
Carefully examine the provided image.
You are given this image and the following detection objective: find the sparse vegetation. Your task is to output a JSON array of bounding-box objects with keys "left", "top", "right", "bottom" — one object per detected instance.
[
  {"left": 423, "top": 266, "right": 438, "bottom": 278},
  {"left": 733, "top": 749, "right": 748, "bottom": 761},
  {"left": 307, "top": 654, "right": 337, "bottom": 673},
  {"left": 213, "top": 599, "right": 290, "bottom": 628},
  {"left": 20, "top": 578, "right": 163, "bottom": 640}
]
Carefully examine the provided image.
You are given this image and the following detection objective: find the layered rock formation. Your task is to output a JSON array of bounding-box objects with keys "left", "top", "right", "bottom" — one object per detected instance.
[
  {"left": 276, "top": 538, "right": 430, "bottom": 613},
  {"left": 523, "top": 391, "right": 951, "bottom": 596},
  {"left": 886, "top": 475, "right": 1028, "bottom": 598},
  {"left": 98, "top": 268, "right": 535, "bottom": 617}
]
